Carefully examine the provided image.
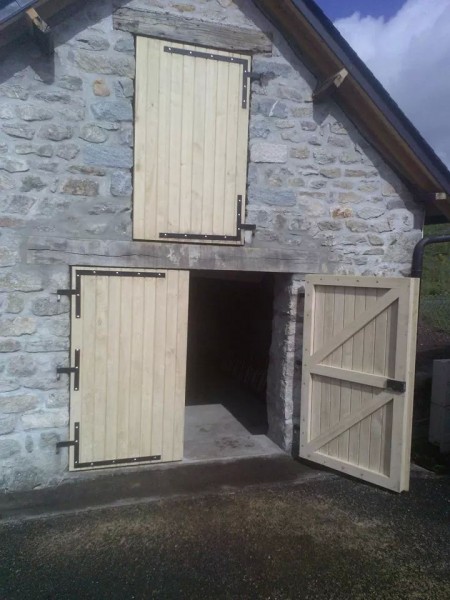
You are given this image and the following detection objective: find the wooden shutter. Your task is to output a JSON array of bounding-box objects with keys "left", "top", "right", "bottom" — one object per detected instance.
[
  {"left": 300, "top": 275, "right": 420, "bottom": 492},
  {"left": 134, "top": 36, "right": 250, "bottom": 244},
  {"left": 68, "top": 267, "right": 189, "bottom": 470}
]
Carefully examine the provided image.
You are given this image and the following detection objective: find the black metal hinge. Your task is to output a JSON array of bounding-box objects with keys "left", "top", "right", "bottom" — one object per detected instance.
[
  {"left": 164, "top": 46, "right": 253, "bottom": 108},
  {"left": 159, "top": 195, "right": 256, "bottom": 242},
  {"left": 56, "top": 422, "right": 162, "bottom": 468},
  {"left": 386, "top": 379, "right": 406, "bottom": 393},
  {"left": 56, "top": 348, "right": 80, "bottom": 390}
]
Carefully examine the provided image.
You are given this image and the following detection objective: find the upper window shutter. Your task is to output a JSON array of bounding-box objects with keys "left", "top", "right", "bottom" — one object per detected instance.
[{"left": 134, "top": 36, "right": 251, "bottom": 244}]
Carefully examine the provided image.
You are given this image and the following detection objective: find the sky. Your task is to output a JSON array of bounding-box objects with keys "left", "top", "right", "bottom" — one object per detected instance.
[{"left": 315, "top": 0, "right": 450, "bottom": 168}]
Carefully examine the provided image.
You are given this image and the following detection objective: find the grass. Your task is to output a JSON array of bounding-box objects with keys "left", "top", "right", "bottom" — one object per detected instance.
[{"left": 420, "top": 224, "right": 450, "bottom": 332}]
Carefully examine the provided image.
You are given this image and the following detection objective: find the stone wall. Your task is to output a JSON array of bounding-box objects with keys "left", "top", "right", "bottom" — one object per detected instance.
[{"left": 0, "top": 0, "right": 424, "bottom": 490}]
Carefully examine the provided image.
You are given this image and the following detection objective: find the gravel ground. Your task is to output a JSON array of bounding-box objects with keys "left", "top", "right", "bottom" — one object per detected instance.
[{"left": 0, "top": 467, "right": 449, "bottom": 600}]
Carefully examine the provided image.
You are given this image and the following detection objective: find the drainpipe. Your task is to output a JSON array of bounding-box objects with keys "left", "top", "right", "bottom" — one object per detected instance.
[{"left": 411, "top": 235, "right": 450, "bottom": 278}]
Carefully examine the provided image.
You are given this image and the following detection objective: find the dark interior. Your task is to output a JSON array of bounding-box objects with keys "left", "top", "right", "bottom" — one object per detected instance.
[{"left": 186, "top": 271, "right": 274, "bottom": 435}]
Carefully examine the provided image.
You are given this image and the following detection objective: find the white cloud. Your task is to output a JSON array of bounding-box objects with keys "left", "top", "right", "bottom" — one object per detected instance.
[{"left": 335, "top": 0, "right": 450, "bottom": 168}]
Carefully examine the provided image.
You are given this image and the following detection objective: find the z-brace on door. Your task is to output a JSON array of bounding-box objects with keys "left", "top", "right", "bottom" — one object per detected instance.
[
  {"left": 300, "top": 275, "right": 420, "bottom": 492},
  {"left": 133, "top": 37, "right": 252, "bottom": 244},
  {"left": 66, "top": 267, "right": 189, "bottom": 471}
]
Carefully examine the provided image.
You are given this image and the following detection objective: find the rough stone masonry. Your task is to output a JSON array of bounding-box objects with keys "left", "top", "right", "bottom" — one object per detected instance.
[{"left": 0, "top": 0, "right": 423, "bottom": 491}]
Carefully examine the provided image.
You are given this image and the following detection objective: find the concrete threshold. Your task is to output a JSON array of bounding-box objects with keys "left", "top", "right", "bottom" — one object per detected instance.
[{"left": 0, "top": 455, "right": 321, "bottom": 523}]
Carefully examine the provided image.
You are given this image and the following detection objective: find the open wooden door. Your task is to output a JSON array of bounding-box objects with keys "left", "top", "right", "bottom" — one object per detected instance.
[
  {"left": 67, "top": 267, "right": 189, "bottom": 471},
  {"left": 300, "top": 275, "right": 420, "bottom": 492}
]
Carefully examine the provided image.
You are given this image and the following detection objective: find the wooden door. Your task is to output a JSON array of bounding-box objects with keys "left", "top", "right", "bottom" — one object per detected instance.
[
  {"left": 300, "top": 275, "right": 420, "bottom": 492},
  {"left": 134, "top": 36, "right": 251, "bottom": 244},
  {"left": 68, "top": 267, "right": 189, "bottom": 470}
]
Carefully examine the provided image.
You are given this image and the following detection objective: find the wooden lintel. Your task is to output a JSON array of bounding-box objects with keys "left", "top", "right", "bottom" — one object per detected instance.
[
  {"left": 313, "top": 68, "right": 348, "bottom": 102},
  {"left": 25, "top": 7, "right": 54, "bottom": 55},
  {"left": 113, "top": 7, "right": 273, "bottom": 54}
]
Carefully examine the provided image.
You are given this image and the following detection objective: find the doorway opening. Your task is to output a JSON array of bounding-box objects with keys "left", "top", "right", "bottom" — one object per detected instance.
[{"left": 184, "top": 271, "right": 283, "bottom": 461}]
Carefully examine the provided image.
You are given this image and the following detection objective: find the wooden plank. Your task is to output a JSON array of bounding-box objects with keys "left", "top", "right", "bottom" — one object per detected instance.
[
  {"left": 128, "top": 277, "right": 145, "bottom": 459},
  {"left": 201, "top": 56, "right": 218, "bottom": 235},
  {"left": 172, "top": 271, "right": 190, "bottom": 460},
  {"left": 338, "top": 287, "right": 355, "bottom": 460},
  {"left": 79, "top": 275, "right": 96, "bottom": 465},
  {"left": 140, "top": 278, "right": 156, "bottom": 456},
  {"left": 213, "top": 60, "right": 229, "bottom": 235},
  {"left": 191, "top": 50, "right": 207, "bottom": 234},
  {"left": 320, "top": 287, "right": 334, "bottom": 455},
  {"left": 156, "top": 40, "right": 171, "bottom": 238},
  {"left": 223, "top": 58, "right": 239, "bottom": 236},
  {"left": 93, "top": 276, "right": 108, "bottom": 462},
  {"left": 117, "top": 275, "right": 132, "bottom": 459},
  {"left": 179, "top": 49, "right": 195, "bottom": 233},
  {"left": 300, "top": 281, "right": 315, "bottom": 452},
  {"left": 104, "top": 276, "right": 121, "bottom": 460},
  {"left": 348, "top": 288, "right": 365, "bottom": 466},
  {"left": 328, "top": 287, "right": 345, "bottom": 457},
  {"left": 310, "top": 364, "right": 389, "bottom": 389},
  {"left": 152, "top": 272, "right": 168, "bottom": 459},
  {"left": 168, "top": 48, "right": 183, "bottom": 234},
  {"left": 113, "top": 8, "right": 273, "bottom": 54},
  {"left": 358, "top": 289, "right": 377, "bottom": 470},
  {"left": 162, "top": 271, "right": 178, "bottom": 461}
]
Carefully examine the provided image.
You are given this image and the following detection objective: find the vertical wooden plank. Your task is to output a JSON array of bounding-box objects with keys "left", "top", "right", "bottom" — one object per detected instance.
[
  {"left": 144, "top": 38, "right": 161, "bottom": 240},
  {"left": 128, "top": 277, "right": 145, "bottom": 459},
  {"left": 212, "top": 60, "right": 229, "bottom": 235},
  {"left": 179, "top": 49, "right": 195, "bottom": 233},
  {"left": 348, "top": 288, "right": 365, "bottom": 465},
  {"left": 172, "top": 271, "right": 190, "bottom": 460},
  {"left": 191, "top": 53, "right": 206, "bottom": 234},
  {"left": 152, "top": 273, "right": 168, "bottom": 457},
  {"left": 117, "top": 276, "right": 132, "bottom": 459},
  {"left": 320, "top": 287, "right": 335, "bottom": 455},
  {"left": 133, "top": 37, "right": 148, "bottom": 240},
  {"left": 201, "top": 57, "right": 218, "bottom": 234},
  {"left": 162, "top": 271, "right": 178, "bottom": 461},
  {"left": 79, "top": 275, "right": 97, "bottom": 465},
  {"left": 93, "top": 276, "right": 109, "bottom": 462},
  {"left": 104, "top": 276, "right": 121, "bottom": 460},
  {"left": 156, "top": 40, "right": 171, "bottom": 237},
  {"left": 328, "top": 287, "right": 345, "bottom": 458},
  {"left": 223, "top": 59, "right": 239, "bottom": 236},
  {"left": 167, "top": 50, "right": 183, "bottom": 234},
  {"left": 369, "top": 289, "right": 389, "bottom": 472},
  {"left": 140, "top": 278, "right": 156, "bottom": 456},
  {"left": 338, "top": 287, "right": 355, "bottom": 460},
  {"left": 358, "top": 289, "right": 377, "bottom": 469}
]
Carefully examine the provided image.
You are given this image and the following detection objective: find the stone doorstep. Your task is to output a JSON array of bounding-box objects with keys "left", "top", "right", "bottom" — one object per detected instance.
[{"left": 0, "top": 455, "right": 321, "bottom": 522}]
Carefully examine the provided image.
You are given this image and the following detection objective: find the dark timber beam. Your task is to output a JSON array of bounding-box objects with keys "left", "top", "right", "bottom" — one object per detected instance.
[
  {"left": 25, "top": 7, "right": 54, "bottom": 55},
  {"left": 113, "top": 7, "right": 273, "bottom": 54}
]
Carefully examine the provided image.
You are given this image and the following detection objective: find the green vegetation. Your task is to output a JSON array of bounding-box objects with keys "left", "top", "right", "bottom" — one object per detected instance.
[{"left": 420, "top": 224, "right": 450, "bottom": 333}]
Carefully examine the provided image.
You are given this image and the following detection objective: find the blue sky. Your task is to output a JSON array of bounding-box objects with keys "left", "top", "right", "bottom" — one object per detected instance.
[
  {"left": 315, "top": 0, "right": 406, "bottom": 20},
  {"left": 313, "top": 0, "right": 450, "bottom": 167}
]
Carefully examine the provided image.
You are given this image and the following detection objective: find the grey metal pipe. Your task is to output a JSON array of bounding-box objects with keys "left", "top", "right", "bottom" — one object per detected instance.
[{"left": 411, "top": 235, "right": 450, "bottom": 278}]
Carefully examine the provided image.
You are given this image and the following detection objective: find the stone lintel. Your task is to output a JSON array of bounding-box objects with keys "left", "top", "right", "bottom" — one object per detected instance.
[
  {"left": 113, "top": 7, "right": 273, "bottom": 54},
  {"left": 26, "top": 237, "right": 318, "bottom": 274}
]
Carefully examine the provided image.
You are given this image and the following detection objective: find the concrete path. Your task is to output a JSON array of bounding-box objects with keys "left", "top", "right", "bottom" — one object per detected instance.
[{"left": 0, "top": 457, "right": 449, "bottom": 599}]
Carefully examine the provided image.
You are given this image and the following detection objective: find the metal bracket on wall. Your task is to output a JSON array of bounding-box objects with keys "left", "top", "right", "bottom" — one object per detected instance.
[
  {"left": 56, "top": 348, "right": 80, "bottom": 390},
  {"left": 164, "top": 46, "right": 257, "bottom": 109},
  {"left": 55, "top": 422, "right": 162, "bottom": 468},
  {"left": 159, "top": 195, "right": 256, "bottom": 242}
]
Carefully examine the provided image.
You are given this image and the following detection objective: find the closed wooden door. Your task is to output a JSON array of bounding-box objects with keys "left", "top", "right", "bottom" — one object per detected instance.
[
  {"left": 300, "top": 275, "right": 420, "bottom": 492},
  {"left": 68, "top": 267, "right": 189, "bottom": 470},
  {"left": 134, "top": 36, "right": 251, "bottom": 244}
]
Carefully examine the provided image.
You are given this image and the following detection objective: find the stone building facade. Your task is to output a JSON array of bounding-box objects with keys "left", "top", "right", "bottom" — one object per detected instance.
[{"left": 0, "top": 0, "right": 424, "bottom": 491}]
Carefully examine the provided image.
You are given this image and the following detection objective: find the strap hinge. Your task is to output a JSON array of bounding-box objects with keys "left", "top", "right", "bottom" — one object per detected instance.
[{"left": 56, "top": 349, "right": 80, "bottom": 390}]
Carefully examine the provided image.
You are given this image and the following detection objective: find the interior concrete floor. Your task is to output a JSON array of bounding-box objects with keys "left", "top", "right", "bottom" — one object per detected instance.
[{"left": 183, "top": 404, "right": 284, "bottom": 461}]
